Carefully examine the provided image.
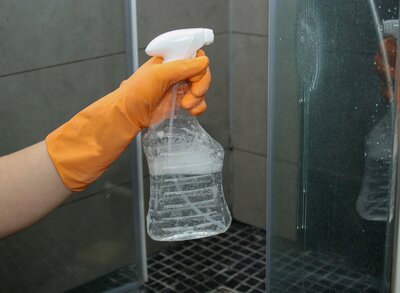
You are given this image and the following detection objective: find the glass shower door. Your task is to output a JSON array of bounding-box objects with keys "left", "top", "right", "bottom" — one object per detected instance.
[
  {"left": 0, "top": 1, "right": 145, "bottom": 292},
  {"left": 267, "top": 0, "right": 400, "bottom": 291}
]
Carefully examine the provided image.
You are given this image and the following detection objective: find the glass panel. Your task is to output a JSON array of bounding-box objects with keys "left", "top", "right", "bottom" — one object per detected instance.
[
  {"left": 267, "top": 0, "right": 399, "bottom": 292},
  {"left": 0, "top": 2, "right": 139, "bottom": 292}
]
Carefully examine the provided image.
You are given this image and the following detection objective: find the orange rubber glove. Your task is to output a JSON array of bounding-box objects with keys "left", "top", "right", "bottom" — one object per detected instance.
[
  {"left": 46, "top": 50, "right": 211, "bottom": 191},
  {"left": 374, "top": 36, "right": 397, "bottom": 102}
]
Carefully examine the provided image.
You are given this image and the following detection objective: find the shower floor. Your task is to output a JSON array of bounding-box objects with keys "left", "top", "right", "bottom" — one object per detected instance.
[
  {"left": 68, "top": 221, "right": 381, "bottom": 293},
  {"left": 269, "top": 238, "right": 382, "bottom": 292},
  {"left": 68, "top": 221, "right": 266, "bottom": 293}
]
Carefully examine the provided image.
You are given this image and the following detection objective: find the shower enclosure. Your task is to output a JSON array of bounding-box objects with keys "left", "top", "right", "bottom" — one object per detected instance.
[
  {"left": 0, "top": 1, "right": 146, "bottom": 292},
  {"left": 267, "top": 0, "right": 400, "bottom": 292}
]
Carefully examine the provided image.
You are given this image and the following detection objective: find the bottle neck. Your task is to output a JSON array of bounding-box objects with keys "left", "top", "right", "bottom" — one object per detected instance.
[
  {"left": 169, "top": 82, "right": 195, "bottom": 122},
  {"left": 171, "top": 82, "right": 188, "bottom": 111},
  {"left": 147, "top": 81, "right": 195, "bottom": 128}
]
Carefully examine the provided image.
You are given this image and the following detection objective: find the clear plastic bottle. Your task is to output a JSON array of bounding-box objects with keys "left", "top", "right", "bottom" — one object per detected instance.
[
  {"left": 143, "top": 81, "right": 231, "bottom": 241},
  {"left": 356, "top": 112, "right": 393, "bottom": 221},
  {"left": 142, "top": 28, "right": 231, "bottom": 241}
]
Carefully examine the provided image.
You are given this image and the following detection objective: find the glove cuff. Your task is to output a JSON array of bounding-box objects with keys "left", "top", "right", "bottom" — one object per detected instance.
[{"left": 46, "top": 88, "right": 141, "bottom": 191}]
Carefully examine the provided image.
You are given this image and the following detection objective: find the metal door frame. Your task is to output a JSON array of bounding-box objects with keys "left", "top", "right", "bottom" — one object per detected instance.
[{"left": 124, "top": 0, "right": 148, "bottom": 284}]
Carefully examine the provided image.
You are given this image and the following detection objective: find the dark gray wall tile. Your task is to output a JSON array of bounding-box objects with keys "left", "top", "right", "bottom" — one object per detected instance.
[
  {"left": 232, "top": 34, "right": 268, "bottom": 156},
  {"left": 0, "top": 0, "right": 125, "bottom": 76},
  {"left": 198, "top": 34, "right": 230, "bottom": 148},
  {"left": 0, "top": 54, "right": 126, "bottom": 154},
  {"left": 0, "top": 54, "right": 131, "bottom": 201},
  {"left": 231, "top": 0, "right": 269, "bottom": 36},
  {"left": 273, "top": 40, "right": 300, "bottom": 165},
  {"left": 0, "top": 184, "right": 135, "bottom": 293},
  {"left": 137, "top": 0, "right": 228, "bottom": 49},
  {"left": 232, "top": 150, "right": 266, "bottom": 229}
]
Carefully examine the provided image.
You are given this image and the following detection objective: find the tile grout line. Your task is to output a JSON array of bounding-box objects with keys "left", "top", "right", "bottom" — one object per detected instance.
[
  {"left": 59, "top": 179, "right": 131, "bottom": 208},
  {"left": 231, "top": 31, "right": 268, "bottom": 38},
  {"left": 0, "top": 51, "right": 126, "bottom": 79}
]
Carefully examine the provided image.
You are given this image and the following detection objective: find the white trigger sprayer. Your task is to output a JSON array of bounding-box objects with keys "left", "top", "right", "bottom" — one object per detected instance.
[
  {"left": 142, "top": 28, "right": 232, "bottom": 241},
  {"left": 382, "top": 19, "right": 399, "bottom": 38}
]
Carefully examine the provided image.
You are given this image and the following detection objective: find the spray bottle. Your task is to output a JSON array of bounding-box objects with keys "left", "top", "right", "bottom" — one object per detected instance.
[
  {"left": 142, "top": 28, "right": 232, "bottom": 241},
  {"left": 356, "top": 19, "right": 397, "bottom": 221}
]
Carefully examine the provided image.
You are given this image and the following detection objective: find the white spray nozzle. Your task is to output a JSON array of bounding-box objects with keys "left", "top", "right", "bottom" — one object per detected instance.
[
  {"left": 382, "top": 19, "right": 399, "bottom": 39},
  {"left": 203, "top": 29, "right": 214, "bottom": 45},
  {"left": 145, "top": 28, "right": 214, "bottom": 63}
]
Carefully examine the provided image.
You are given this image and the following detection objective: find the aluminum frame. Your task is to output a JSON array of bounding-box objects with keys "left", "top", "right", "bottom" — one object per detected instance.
[{"left": 124, "top": 0, "right": 148, "bottom": 284}]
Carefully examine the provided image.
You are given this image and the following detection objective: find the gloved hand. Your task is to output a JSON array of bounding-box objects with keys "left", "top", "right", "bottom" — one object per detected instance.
[
  {"left": 46, "top": 50, "right": 211, "bottom": 191},
  {"left": 374, "top": 36, "right": 397, "bottom": 102}
]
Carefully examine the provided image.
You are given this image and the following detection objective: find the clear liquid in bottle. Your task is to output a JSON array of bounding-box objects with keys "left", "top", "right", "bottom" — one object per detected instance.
[{"left": 142, "top": 87, "right": 231, "bottom": 241}]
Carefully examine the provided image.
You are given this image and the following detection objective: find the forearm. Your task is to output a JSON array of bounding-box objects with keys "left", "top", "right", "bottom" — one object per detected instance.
[
  {"left": 0, "top": 141, "right": 70, "bottom": 238},
  {"left": 0, "top": 53, "right": 210, "bottom": 239}
]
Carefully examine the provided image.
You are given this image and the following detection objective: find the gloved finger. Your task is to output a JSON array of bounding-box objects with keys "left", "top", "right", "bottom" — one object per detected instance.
[
  {"left": 121, "top": 57, "right": 163, "bottom": 87},
  {"left": 374, "top": 53, "right": 384, "bottom": 77},
  {"left": 196, "top": 49, "right": 206, "bottom": 57},
  {"left": 382, "top": 37, "right": 397, "bottom": 64},
  {"left": 375, "top": 53, "right": 396, "bottom": 81},
  {"left": 375, "top": 37, "right": 397, "bottom": 76},
  {"left": 190, "top": 100, "right": 207, "bottom": 116},
  {"left": 157, "top": 56, "right": 209, "bottom": 86},
  {"left": 383, "top": 86, "right": 394, "bottom": 102},
  {"left": 189, "top": 50, "right": 208, "bottom": 82},
  {"left": 181, "top": 93, "right": 204, "bottom": 110},
  {"left": 120, "top": 80, "right": 127, "bottom": 87},
  {"left": 190, "top": 67, "right": 211, "bottom": 97},
  {"left": 135, "top": 57, "right": 163, "bottom": 72},
  {"left": 190, "top": 69, "right": 207, "bottom": 82}
]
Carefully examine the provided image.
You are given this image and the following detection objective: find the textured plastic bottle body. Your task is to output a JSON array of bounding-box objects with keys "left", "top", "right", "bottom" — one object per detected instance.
[{"left": 142, "top": 86, "right": 231, "bottom": 241}]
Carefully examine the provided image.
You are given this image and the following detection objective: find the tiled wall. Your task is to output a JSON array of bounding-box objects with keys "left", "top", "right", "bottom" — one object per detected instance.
[
  {"left": 229, "top": 0, "right": 300, "bottom": 242},
  {"left": 0, "top": 1, "right": 132, "bottom": 292},
  {"left": 230, "top": 0, "right": 269, "bottom": 229}
]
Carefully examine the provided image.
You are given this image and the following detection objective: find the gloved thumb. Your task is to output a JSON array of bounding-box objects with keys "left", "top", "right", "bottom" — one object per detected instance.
[{"left": 157, "top": 56, "right": 209, "bottom": 86}]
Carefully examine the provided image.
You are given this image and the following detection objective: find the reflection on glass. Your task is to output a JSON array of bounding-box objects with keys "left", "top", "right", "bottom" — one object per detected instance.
[{"left": 267, "top": 0, "right": 399, "bottom": 292}]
